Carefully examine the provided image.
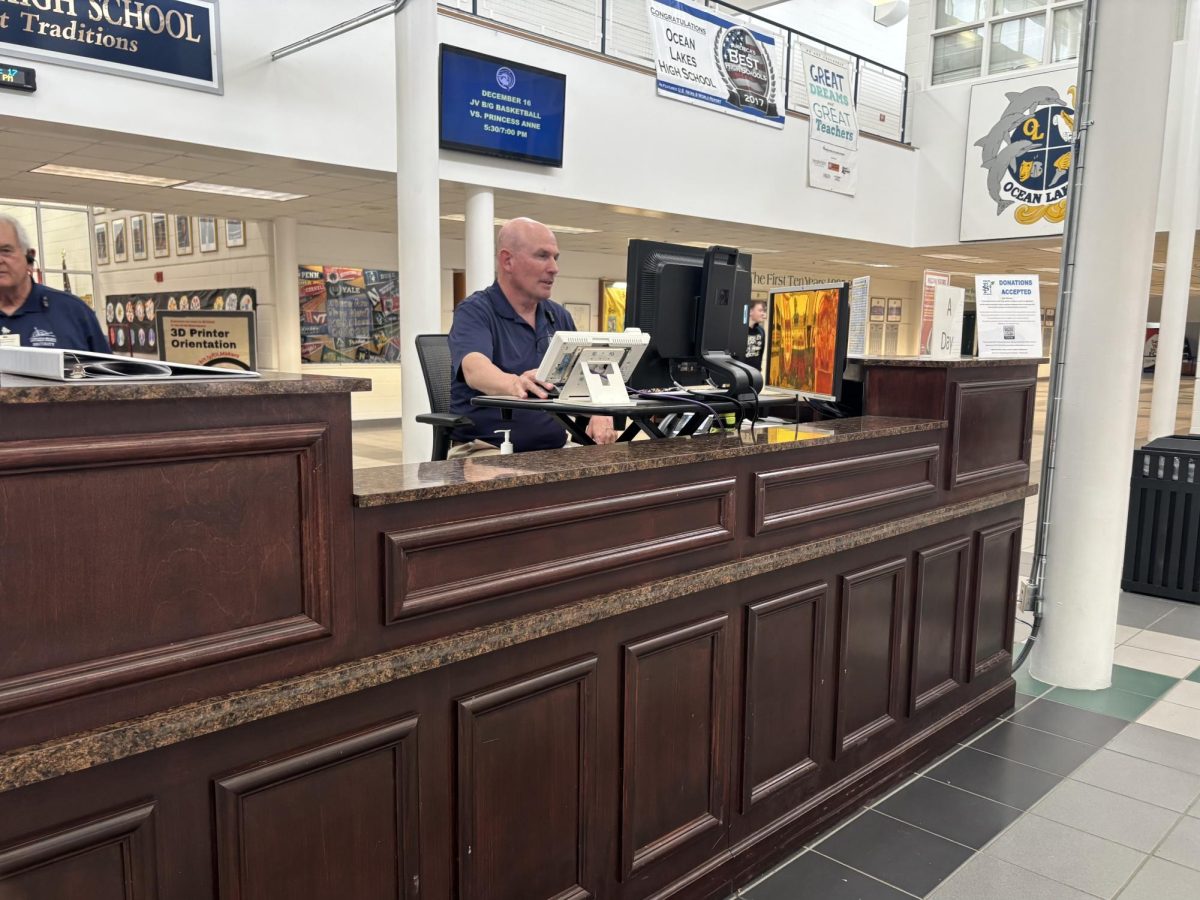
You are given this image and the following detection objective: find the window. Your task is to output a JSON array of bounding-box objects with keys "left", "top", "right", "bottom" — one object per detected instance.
[
  {"left": 0, "top": 200, "right": 98, "bottom": 308},
  {"left": 931, "top": 0, "right": 1082, "bottom": 84}
]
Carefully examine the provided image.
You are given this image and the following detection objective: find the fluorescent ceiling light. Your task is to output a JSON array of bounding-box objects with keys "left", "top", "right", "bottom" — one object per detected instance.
[
  {"left": 1029, "top": 266, "right": 1061, "bottom": 273},
  {"left": 828, "top": 258, "right": 895, "bottom": 268},
  {"left": 609, "top": 205, "right": 669, "bottom": 219},
  {"left": 173, "top": 182, "right": 307, "bottom": 201},
  {"left": 439, "top": 213, "right": 599, "bottom": 234},
  {"left": 922, "top": 252, "right": 995, "bottom": 263},
  {"left": 32, "top": 164, "right": 184, "bottom": 187},
  {"left": 1037, "top": 246, "right": 1063, "bottom": 253}
]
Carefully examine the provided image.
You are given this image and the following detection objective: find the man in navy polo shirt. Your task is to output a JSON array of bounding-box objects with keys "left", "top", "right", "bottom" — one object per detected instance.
[
  {"left": 448, "top": 217, "right": 615, "bottom": 456},
  {"left": 0, "top": 214, "right": 109, "bottom": 353}
]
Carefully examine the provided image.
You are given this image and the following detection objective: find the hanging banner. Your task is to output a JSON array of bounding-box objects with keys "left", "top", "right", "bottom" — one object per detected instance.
[
  {"left": 647, "top": 0, "right": 785, "bottom": 129},
  {"left": 961, "top": 66, "right": 1077, "bottom": 241},
  {"left": 299, "top": 265, "right": 401, "bottom": 363},
  {"left": 919, "top": 270, "right": 950, "bottom": 354},
  {"left": 847, "top": 276, "right": 869, "bottom": 357},
  {"left": 104, "top": 287, "right": 256, "bottom": 359},
  {"left": 0, "top": 0, "right": 221, "bottom": 93},
  {"left": 801, "top": 49, "right": 858, "bottom": 195},
  {"left": 975, "top": 274, "right": 1042, "bottom": 358}
]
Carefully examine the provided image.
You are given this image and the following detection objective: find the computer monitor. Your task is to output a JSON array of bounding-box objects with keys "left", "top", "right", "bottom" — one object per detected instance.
[
  {"left": 535, "top": 329, "right": 649, "bottom": 404},
  {"left": 764, "top": 282, "right": 851, "bottom": 402},
  {"left": 623, "top": 239, "right": 760, "bottom": 399}
]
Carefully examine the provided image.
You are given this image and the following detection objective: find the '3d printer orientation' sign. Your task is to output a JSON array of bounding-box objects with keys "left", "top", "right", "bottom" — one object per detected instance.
[
  {"left": 0, "top": 0, "right": 221, "bottom": 93},
  {"left": 647, "top": 0, "right": 785, "bottom": 129}
]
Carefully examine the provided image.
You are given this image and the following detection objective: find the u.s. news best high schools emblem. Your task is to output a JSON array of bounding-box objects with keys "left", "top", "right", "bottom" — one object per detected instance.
[
  {"left": 715, "top": 26, "right": 778, "bottom": 117},
  {"left": 975, "top": 85, "right": 1076, "bottom": 226}
]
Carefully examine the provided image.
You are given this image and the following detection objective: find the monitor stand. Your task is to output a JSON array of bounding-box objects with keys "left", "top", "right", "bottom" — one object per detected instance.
[
  {"left": 560, "top": 347, "right": 632, "bottom": 405},
  {"left": 701, "top": 352, "right": 762, "bottom": 405}
]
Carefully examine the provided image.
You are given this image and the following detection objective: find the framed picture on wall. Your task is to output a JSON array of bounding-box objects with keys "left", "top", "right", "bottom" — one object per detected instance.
[
  {"left": 112, "top": 218, "right": 128, "bottom": 263},
  {"left": 886, "top": 298, "right": 903, "bottom": 322},
  {"left": 225, "top": 218, "right": 245, "bottom": 248},
  {"left": 94, "top": 222, "right": 110, "bottom": 265},
  {"left": 198, "top": 216, "right": 218, "bottom": 253},
  {"left": 175, "top": 215, "right": 193, "bottom": 256},
  {"left": 151, "top": 213, "right": 169, "bottom": 257},
  {"left": 131, "top": 215, "right": 147, "bottom": 261}
]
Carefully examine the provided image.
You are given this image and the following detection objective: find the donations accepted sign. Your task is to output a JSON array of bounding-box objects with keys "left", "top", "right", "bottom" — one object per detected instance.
[
  {"left": 0, "top": 0, "right": 221, "bottom": 92},
  {"left": 648, "top": 0, "right": 785, "bottom": 129},
  {"left": 974, "top": 274, "right": 1042, "bottom": 358}
]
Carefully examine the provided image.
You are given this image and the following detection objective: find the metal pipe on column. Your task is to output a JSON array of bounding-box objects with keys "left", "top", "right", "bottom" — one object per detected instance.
[
  {"left": 1152, "top": 0, "right": 1200, "bottom": 440},
  {"left": 464, "top": 186, "right": 495, "bottom": 294}
]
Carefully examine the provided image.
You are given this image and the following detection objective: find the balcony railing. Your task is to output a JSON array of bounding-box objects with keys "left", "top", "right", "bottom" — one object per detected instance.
[{"left": 441, "top": 0, "right": 909, "bottom": 143}]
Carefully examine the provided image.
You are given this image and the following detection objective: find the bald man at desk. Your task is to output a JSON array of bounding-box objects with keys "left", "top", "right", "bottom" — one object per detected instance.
[{"left": 448, "top": 218, "right": 615, "bottom": 457}]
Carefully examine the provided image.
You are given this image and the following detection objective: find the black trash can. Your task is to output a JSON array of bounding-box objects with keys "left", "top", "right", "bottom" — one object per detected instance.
[{"left": 1122, "top": 434, "right": 1200, "bottom": 604}]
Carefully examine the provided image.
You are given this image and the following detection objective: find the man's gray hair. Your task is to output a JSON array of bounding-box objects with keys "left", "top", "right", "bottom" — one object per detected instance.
[{"left": 0, "top": 212, "right": 32, "bottom": 253}]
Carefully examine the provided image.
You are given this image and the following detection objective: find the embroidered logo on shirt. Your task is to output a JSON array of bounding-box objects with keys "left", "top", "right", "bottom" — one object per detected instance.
[{"left": 29, "top": 327, "right": 57, "bottom": 347}]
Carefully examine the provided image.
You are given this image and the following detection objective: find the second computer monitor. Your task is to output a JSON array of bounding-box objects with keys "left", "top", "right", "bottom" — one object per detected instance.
[{"left": 764, "top": 282, "right": 851, "bottom": 402}]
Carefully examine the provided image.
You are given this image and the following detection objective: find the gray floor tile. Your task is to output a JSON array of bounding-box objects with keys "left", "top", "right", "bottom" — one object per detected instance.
[
  {"left": 969, "top": 720, "right": 1098, "bottom": 776},
  {"left": 1070, "top": 748, "right": 1200, "bottom": 813},
  {"left": 924, "top": 747, "right": 1062, "bottom": 810},
  {"left": 986, "top": 814, "right": 1145, "bottom": 898},
  {"left": 1031, "top": 779, "right": 1179, "bottom": 852},
  {"left": 816, "top": 810, "right": 974, "bottom": 897},
  {"left": 876, "top": 776, "right": 1023, "bottom": 849},
  {"left": 1010, "top": 698, "right": 1129, "bottom": 746},
  {"left": 1117, "top": 857, "right": 1200, "bottom": 900},
  {"left": 1155, "top": 816, "right": 1200, "bottom": 872},
  {"left": 1149, "top": 606, "right": 1200, "bottom": 641},
  {"left": 928, "top": 853, "right": 1096, "bottom": 900},
  {"left": 742, "top": 850, "right": 912, "bottom": 900},
  {"left": 1191, "top": 795, "right": 1200, "bottom": 818},
  {"left": 1108, "top": 724, "right": 1200, "bottom": 776},
  {"left": 1119, "top": 593, "right": 1178, "bottom": 629}
]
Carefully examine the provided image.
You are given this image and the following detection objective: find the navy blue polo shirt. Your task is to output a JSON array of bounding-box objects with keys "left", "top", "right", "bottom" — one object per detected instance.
[
  {"left": 449, "top": 282, "right": 575, "bottom": 452},
  {"left": 0, "top": 283, "right": 110, "bottom": 352}
]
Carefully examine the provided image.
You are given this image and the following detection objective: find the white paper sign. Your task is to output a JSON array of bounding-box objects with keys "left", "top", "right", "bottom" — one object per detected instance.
[
  {"left": 801, "top": 49, "right": 858, "bottom": 195},
  {"left": 961, "top": 67, "right": 1077, "bottom": 241},
  {"left": 975, "top": 274, "right": 1042, "bottom": 358},
  {"left": 930, "top": 285, "right": 965, "bottom": 359},
  {"left": 648, "top": 0, "right": 786, "bottom": 129},
  {"left": 847, "top": 276, "right": 869, "bottom": 357}
]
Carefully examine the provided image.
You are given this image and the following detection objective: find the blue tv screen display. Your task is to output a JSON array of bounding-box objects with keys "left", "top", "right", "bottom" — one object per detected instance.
[{"left": 439, "top": 45, "right": 566, "bottom": 167}]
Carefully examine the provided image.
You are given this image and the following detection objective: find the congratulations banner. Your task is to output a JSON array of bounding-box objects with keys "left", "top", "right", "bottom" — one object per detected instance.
[
  {"left": 648, "top": 0, "right": 785, "bottom": 129},
  {"left": 0, "top": 0, "right": 221, "bottom": 92},
  {"left": 801, "top": 49, "right": 858, "bottom": 196}
]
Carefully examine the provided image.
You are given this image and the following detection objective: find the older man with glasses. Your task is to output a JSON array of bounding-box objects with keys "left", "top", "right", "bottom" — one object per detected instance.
[{"left": 0, "top": 213, "right": 109, "bottom": 353}]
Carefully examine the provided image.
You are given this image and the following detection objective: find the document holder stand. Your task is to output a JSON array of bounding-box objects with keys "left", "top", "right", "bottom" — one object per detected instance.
[{"left": 560, "top": 347, "right": 632, "bottom": 405}]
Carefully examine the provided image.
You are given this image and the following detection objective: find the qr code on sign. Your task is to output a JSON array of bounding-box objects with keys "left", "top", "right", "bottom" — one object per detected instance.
[{"left": 1003, "top": 326, "right": 1015, "bottom": 340}]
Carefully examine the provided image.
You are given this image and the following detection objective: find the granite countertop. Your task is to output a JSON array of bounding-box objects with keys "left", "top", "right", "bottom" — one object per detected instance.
[
  {"left": 0, "top": 371, "right": 371, "bottom": 404},
  {"left": 354, "top": 415, "right": 945, "bottom": 507},
  {"left": 0, "top": 481, "right": 1036, "bottom": 794},
  {"left": 857, "top": 355, "right": 1048, "bottom": 368}
]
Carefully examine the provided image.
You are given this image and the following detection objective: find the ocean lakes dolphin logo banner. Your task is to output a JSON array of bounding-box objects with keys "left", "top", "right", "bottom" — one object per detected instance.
[
  {"left": 648, "top": 0, "right": 785, "bottom": 129},
  {"left": 960, "top": 67, "right": 1077, "bottom": 241}
]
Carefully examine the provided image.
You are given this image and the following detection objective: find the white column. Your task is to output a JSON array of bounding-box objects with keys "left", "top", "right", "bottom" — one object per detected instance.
[
  {"left": 464, "top": 186, "right": 495, "bottom": 293},
  {"left": 1029, "top": 1, "right": 1176, "bottom": 689},
  {"left": 270, "top": 217, "right": 301, "bottom": 373},
  {"left": 395, "top": 0, "right": 441, "bottom": 464},
  {"left": 1153, "top": 0, "right": 1200, "bottom": 439}
]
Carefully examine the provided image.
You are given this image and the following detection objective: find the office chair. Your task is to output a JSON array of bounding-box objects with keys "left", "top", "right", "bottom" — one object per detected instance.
[{"left": 414, "top": 334, "right": 474, "bottom": 461}]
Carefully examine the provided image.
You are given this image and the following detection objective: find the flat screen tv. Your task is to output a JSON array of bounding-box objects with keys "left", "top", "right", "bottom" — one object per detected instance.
[
  {"left": 764, "top": 282, "right": 851, "bottom": 402},
  {"left": 439, "top": 45, "right": 566, "bottom": 167}
]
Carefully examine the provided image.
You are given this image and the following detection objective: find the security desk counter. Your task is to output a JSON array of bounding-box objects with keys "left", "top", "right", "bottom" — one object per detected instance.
[{"left": 0, "top": 358, "right": 1037, "bottom": 900}]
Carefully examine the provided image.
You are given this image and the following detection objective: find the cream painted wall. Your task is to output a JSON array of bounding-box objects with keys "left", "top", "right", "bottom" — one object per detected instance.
[{"left": 763, "top": 0, "right": 908, "bottom": 71}]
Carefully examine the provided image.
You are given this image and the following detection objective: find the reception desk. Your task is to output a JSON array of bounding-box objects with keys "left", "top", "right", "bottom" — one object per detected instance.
[{"left": 0, "top": 358, "right": 1038, "bottom": 899}]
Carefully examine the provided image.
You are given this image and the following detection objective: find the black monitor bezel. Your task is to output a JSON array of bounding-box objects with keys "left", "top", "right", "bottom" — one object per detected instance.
[
  {"left": 438, "top": 44, "right": 566, "bottom": 168},
  {"left": 763, "top": 282, "right": 852, "bottom": 403}
]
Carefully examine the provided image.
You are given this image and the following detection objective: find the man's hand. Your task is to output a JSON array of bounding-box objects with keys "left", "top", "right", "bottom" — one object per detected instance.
[
  {"left": 586, "top": 415, "right": 617, "bottom": 445},
  {"left": 513, "top": 369, "right": 554, "bottom": 399}
]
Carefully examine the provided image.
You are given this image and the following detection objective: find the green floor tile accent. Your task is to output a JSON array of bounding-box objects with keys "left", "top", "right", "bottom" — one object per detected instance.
[
  {"left": 1109, "top": 664, "right": 1178, "bottom": 699},
  {"left": 1013, "top": 665, "right": 1053, "bottom": 697},
  {"left": 1189, "top": 664, "right": 1200, "bottom": 684},
  {"left": 1045, "top": 685, "right": 1157, "bottom": 721}
]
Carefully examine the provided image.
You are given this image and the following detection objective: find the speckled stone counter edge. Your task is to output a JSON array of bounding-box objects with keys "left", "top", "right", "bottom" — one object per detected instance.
[
  {"left": 858, "top": 356, "right": 1047, "bottom": 368},
  {"left": 354, "top": 417, "right": 946, "bottom": 507},
  {"left": 0, "top": 372, "right": 371, "bottom": 404},
  {"left": 0, "top": 482, "right": 1037, "bottom": 794}
]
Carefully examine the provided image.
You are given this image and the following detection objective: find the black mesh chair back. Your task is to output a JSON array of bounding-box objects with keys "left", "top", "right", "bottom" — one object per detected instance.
[{"left": 414, "top": 334, "right": 473, "bottom": 461}]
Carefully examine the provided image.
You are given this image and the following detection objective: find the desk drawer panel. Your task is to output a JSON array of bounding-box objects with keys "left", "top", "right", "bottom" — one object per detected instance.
[
  {"left": 753, "top": 444, "right": 940, "bottom": 536},
  {"left": 384, "top": 478, "right": 736, "bottom": 621}
]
